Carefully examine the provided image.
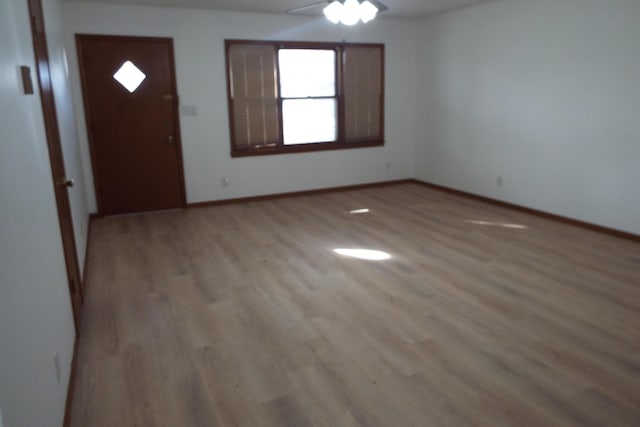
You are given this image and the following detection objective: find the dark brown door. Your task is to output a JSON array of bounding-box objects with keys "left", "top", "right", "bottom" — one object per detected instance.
[
  {"left": 28, "top": 0, "right": 83, "bottom": 331},
  {"left": 77, "top": 35, "right": 185, "bottom": 215}
]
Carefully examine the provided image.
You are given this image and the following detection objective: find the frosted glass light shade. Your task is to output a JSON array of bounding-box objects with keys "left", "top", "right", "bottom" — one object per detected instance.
[
  {"left": 340, "top": 0, "right": 361, "bottom": 25},
  {"left": 359, "top": 0, "right": 378, "bottom": 23},
  {"left": 323, "top": 0, "right": 380, "bottom": 25},
  {"left": 323, "top": 1, "right": 342, "bottom": 24}
]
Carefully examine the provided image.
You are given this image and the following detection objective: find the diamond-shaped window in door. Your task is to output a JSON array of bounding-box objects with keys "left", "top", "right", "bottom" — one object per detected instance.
[{"left": 113, "top": 61, "right": 146, "bottom": 93}]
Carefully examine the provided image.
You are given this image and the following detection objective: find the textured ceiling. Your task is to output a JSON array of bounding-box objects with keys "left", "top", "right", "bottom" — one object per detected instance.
[{"left": 64, "top": 0, "right": 495, "bottom": 19}]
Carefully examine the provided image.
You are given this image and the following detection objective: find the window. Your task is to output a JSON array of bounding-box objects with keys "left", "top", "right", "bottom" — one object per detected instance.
[
  {"left": 279, "top": 49, "right": 337, "bottom": 145},
  {"left": 225, "top": 40, "right": 384, "bottom": 157},
  {"left": 113, "top": 60, "right": 146, "bottom": 93}
]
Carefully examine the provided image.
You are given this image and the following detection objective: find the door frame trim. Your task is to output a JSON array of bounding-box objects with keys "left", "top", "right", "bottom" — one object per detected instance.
[
  {"left": 28, "top": 0, "right": 83, "bottom": 332},
  {"left": 76, "top": 34, "right": 187, "bottom": 214}
]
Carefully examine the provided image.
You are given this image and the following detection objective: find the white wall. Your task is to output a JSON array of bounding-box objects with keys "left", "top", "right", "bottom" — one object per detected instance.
[
  {"left": 415, "top": 0, "right": 640, "bottom": 235},
  {"left": 62, "top": 2, "right": 418, "bottom": 209},
  {"left": 0, "top": 0, "right": 77, "bottom": 425}
]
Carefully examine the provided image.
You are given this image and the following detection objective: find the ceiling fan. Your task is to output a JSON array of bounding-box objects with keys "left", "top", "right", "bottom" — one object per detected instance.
[{"left": 287, "top": 0, "right": 389, "bottom": 25}]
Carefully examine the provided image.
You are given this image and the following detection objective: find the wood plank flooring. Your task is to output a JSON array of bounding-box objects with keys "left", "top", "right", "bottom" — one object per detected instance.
[{"left": 70, "top": 183, "right": 640, "bottom": 426}]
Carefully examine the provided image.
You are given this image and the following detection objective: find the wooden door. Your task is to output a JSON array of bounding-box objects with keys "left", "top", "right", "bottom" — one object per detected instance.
[
  {"left": 28, "top": 0, "right": 83, "bottom": 331},
  {"left": 77, "top": 35, "right": 186, "bottom": 215}
]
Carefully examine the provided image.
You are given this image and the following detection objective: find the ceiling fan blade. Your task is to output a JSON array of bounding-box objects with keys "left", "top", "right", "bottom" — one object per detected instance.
[
  {"left": 286, "top": 1, "right": 330, "bottom": 14},
  {"left": 368, "top": 0, "right": 388, "bottom": 12}
]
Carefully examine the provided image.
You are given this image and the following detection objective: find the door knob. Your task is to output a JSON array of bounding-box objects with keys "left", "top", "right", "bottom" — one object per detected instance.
[
  {"left": 167, "top": 135, "right": 174, "bottom": 144},
  {"left": 59, "top": 177, "right": 75, "bottom": 188}
]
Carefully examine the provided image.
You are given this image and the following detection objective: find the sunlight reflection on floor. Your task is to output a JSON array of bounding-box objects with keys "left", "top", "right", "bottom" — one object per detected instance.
[
  {"left": 465, "top": 220, "right": 528, "bottom": 229},
  {"left": 334, "top": 248, "right": 391, "bottom": 261}
]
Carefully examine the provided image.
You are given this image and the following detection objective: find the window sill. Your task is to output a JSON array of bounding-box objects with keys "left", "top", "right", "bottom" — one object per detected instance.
[{"left": 230, "top": 139, "right": 384, "bottom": 158}]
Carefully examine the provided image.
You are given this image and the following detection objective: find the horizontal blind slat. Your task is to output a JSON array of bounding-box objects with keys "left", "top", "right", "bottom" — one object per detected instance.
[
  {"left": 229, "top": 44, "right": 280, "bottom": 148},
  {"left": 343, "top": 46, "right": 382, "bottom": 142}
]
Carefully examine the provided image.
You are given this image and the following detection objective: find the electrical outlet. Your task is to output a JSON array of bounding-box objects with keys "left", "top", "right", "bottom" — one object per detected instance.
[
  {"left": 496, "top": 176, "right": 503, "bottom": 187},
  {"left": 54, "top": 352, "right": 61, "bottom": 383},
  {"left": 221, "top": 177, "right": 230, "bottom": 188},
  {"left": 385, "top": 161, "right": 391, "bottom": 170}
]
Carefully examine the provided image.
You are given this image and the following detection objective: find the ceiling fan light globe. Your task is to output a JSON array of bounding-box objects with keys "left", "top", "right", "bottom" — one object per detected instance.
[
  {"left": 359, "top": 0, "right": 378, "bottom": 23},
  {"left": 323, "top": 1, "right": 343, "bottom": 24},
  {"left": 340, "top": 0, "right": 361, "bottom": 25}
]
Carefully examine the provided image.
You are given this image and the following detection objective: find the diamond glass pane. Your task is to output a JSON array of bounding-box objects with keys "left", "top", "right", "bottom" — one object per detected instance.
[{"left": 113, "top": 61, "right": 146, "bottom": 93}]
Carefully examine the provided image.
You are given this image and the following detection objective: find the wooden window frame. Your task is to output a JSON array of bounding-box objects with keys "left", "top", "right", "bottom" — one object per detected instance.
[{"left": 225, "top": 39, "right": 385, "bottom": 158}]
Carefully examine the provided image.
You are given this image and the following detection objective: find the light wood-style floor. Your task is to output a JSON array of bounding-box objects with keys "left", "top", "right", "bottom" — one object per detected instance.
[{"left": 71, "top": 183, "right": 640, "bottom": 427}]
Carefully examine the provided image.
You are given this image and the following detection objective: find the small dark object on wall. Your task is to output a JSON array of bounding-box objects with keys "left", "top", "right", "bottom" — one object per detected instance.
[{"left": 20, "top": 65, "right": 34, "bottom": 94}]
